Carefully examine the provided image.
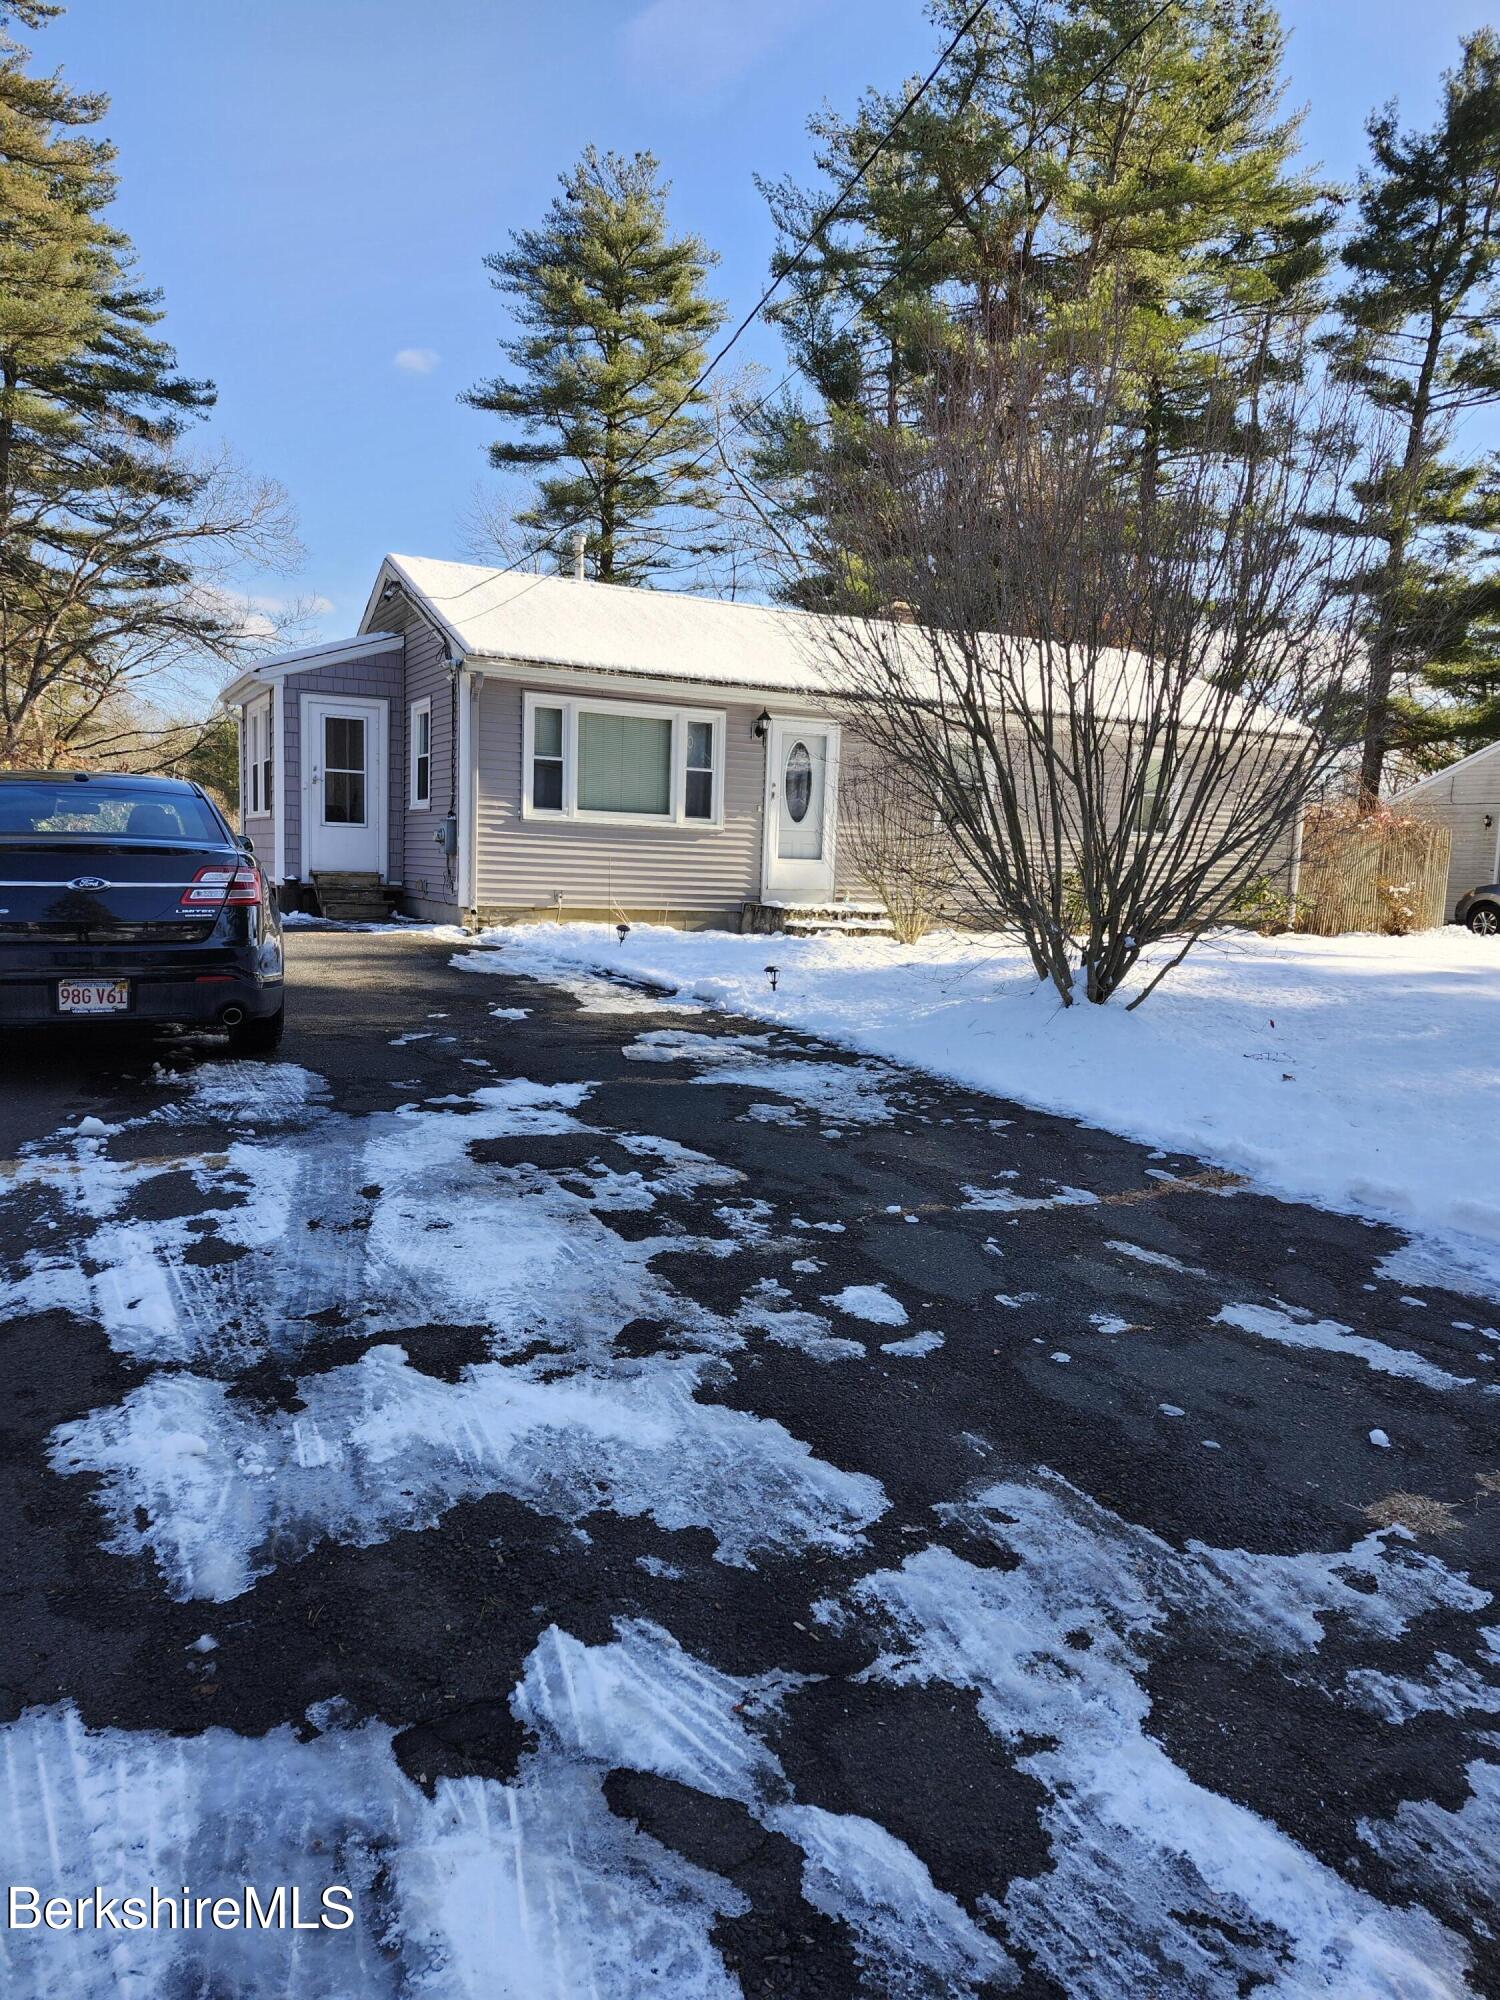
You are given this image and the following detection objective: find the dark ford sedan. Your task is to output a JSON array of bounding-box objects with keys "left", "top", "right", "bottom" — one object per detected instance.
[{"left": 0, "top": 771, "right": 284, "bottom": 1053}]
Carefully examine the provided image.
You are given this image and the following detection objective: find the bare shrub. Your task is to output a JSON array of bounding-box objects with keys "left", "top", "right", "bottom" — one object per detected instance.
[
  {"left": 805, "top": 297, "right": 1377, "bottom": 1005},
  {"left": 836, "top": 753, "right": 960, "bottom": 943}
]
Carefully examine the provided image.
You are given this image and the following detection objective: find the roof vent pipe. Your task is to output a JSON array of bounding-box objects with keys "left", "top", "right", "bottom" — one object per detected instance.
[{"left": 569, "top": 530, "right": 587, "bottom": 581}]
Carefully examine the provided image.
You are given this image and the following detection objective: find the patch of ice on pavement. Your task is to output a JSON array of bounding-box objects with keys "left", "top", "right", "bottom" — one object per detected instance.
[
  {"left": 1360, "top": 1760, "right": 1500, "bottom": 1933},
  {"left": 1215, "top": 1302, "right": 1478, "bottom": 1392},
  {"left": 1107, "top": 1239, "right": 1208, "bottom": 1278},
  {"left": 1088, "top": 1313, "right": 1135, "bottom": 1334},
  {"left": 489, "top": 1005, "right": 530, "bottom": 1020},
  {"left": 453, "top": 948, "right": 702, "bottom": 1020},
  {"left": 166, "top": 1061, "right": 329, "bottom": 1127},
  {"left": 0, "top": 1698, "right": 746, "bottom": 2000},
  {"left": 962, "top": 1182, "right": 1099, "bottom": 1215},
  {"left": 553, "top": 975, "right": 701, "bottom": 1016},
  {"left": 635, "top": 1554, "right": 683, "bottom": 1579},
  {"left": 51, "top": 1347, "right": 888, "bottom": 1600},
  {"left": 1159, "top": 1403, "right": 1186, "bottom": 1417},
  {"left": 623, "top": 1028, "right": 899, "bottom": 1126},
  {"left": 850, "top": 1470, "right": 1486, "bottom": 1998},
  {"left": 1049, "top": 1351, "right": 1071, "bottom": 1364},
  {"left": 1344, "top": 1657, "right": 1500, "bottom": 1725},
  {"left": 881, "top": 1330, "right": 944, "bottom": 1357},
  {"left": 994, "top": 1293, "right": 1039, "bottom": 1309},
  {"left": 743, "top": 1100, "right": 803, "bottom": 1126},
  {"left": 822, "top": 1283, "right": 907, "bottom": 1328},
  {"left": 738, "top": 1301, "right": 866, "bottom": 1363},
  {"left": 768, "top": 1801, "right": 1013, "bottom": 1996},
  {"left": 1370, "top": 1428, "right": 1392, "bottom": 1449},
  {"left": 515, "top": 1621, "right": 1014, "bottom": 1997},
  {"left": 3, "top": 1076, "right": 746, "bottom": 1373}
]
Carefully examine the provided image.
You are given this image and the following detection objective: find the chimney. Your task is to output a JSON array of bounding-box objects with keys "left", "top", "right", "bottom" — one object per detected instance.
[{"left": 569, "top": 529, "right": 587, "bottom": 581}]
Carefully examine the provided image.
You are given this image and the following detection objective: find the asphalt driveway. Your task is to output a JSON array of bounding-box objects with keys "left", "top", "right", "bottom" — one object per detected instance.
[{"left": 1, "top": 927, "right": 1497, "bottom": 1999}]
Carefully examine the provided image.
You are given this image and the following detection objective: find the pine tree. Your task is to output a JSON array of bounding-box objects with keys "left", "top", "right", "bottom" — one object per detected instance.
[
  {"left": 1329, "top": 31, "right": 1500, "bottom": 792},
  {"left": 750, "top": 0, "right": 1332, "bottom": 604},
  {"left": 465, "top": 148, "right": 726, "bottom": 586},
  {"left": 0, "top": 2, "right": 290, "bottom": 767}
]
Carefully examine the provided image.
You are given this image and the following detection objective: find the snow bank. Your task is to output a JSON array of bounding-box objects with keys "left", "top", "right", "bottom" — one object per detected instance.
[{"left": 460, "top": 923, "right": 1500, "bottom": 1294}]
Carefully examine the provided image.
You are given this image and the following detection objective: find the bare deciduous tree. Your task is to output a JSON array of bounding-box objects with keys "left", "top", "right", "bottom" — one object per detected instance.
[
  {"left": 1, "top": 443, "right": 300, "bottom": 769},
  {"left": 805, "top": 311, "right": 1378, "bottom": 1005}
]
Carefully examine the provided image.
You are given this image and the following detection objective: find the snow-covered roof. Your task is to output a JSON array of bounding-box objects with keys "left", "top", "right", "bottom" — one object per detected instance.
[{"left": 354, "top": 553, "right": 1299, "bottom": 734}]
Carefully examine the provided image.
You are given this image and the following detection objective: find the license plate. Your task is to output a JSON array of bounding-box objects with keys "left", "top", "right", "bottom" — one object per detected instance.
[{"left": 57, "top": 980, "right": 130, "bottom": 1014}]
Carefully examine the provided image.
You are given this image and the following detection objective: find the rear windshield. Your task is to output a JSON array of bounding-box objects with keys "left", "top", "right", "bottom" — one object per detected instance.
[{"left": 0, "top": 781, "right": 226, "bottom": 844}]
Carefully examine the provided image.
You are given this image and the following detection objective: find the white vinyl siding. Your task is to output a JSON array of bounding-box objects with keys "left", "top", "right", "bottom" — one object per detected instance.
[
  {"left": 409, "top": 697, "right": 432, "bottom": 808},
  {"left": 522, "top": 691, "right": 724, "bottom": 828}
]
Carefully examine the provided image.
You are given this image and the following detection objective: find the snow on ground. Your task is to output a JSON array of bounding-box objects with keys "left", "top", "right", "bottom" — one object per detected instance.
[
  {"left": 1215, "top": 1301, "right": 1483, "bottom": 1393},
  {"left": 457, "top": 922, "right": 1500, "bottom": 1296},
  {"left": 841, "top": 1470, "right": 1490, "bottom": 1998},
  {"left": 823, "top": 1283, "right": 908, "bottom": 1327},
  {"left": 51, "top": 1343, "right": 887, "bottom": 1600},
  {"left": 0, "top": 1618, "right": 1019, "bottom": 2000}
]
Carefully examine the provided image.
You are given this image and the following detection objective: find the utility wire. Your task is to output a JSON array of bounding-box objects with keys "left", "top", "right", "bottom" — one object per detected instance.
[
  {"left": 612, "top": 0, "right": 996, "bottom": 486},
  {"left": 456, "top": 0, "right": 1180, "bottom": 607}
]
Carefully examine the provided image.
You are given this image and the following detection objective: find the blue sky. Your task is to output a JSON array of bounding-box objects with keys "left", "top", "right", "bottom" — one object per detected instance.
[{"left": 38, "top": 0, "right": 1499, "bottom": 647}]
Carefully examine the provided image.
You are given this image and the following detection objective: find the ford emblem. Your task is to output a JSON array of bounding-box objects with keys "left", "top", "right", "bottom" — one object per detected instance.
[{"left": 68, "top": 876, "right": 110, "bottom": 891}]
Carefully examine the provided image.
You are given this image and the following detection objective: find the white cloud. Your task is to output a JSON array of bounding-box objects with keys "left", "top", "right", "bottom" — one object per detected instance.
[
  {"left": 620, "top": 0, "right": 823, "bottom": 94},
  {"left": 393, "top": 347, "right": 440, "bottom": 376}
]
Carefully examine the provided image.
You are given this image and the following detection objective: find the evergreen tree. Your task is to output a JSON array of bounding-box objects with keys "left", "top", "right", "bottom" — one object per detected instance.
[
  {"left": 465, "top": 148, "right": 726, "bottom": 586},
  {"left": 751, "top": 0, "right": 1332, "bottom": 604},
  {"left": 1329, "top": 31, "right": 1500, "bottom": 792},
  {"left": 0, "top": 1, "right": 290, "bottom": 766}
]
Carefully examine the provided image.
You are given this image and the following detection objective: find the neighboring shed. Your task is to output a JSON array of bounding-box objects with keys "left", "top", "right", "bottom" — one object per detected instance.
[{"left": 1395, "top": 742, "right": 1500, "bottom": 919}]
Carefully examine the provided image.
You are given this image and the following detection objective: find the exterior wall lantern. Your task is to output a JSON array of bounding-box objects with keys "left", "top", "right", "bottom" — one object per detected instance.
[{"left": 753, "top": 709, "right": 771, "bottom": 740}]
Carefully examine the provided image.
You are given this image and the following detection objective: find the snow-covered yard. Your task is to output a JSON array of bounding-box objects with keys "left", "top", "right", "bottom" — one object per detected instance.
[{"left": 461, "top": 922, "right": 1500, "bottom": 1296}]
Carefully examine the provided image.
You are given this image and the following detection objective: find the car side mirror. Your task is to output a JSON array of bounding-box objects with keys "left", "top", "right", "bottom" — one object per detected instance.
[{"left": 237, "top": 832, "right": 255, "bottom": 854}]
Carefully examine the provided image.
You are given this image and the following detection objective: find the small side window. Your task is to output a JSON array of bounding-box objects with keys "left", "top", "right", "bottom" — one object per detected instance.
[
  {"left": 684, "top": 718, "right": 715, "bottom": 821},
  {"left": 532, "top": 705, "right": 565, "bottom": 812},
  {"left": 410, "top": 700, "right": 432, "bottom": 807}
]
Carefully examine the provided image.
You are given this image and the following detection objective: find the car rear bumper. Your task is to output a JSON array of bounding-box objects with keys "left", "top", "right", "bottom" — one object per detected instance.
[{"left": 0, "top": 951, "right": 282, "bottom": 1028}]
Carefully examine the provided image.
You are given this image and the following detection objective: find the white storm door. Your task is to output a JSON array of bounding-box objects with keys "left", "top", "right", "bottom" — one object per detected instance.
[
  {"left": 763, "top": 718, "right": 839, "bottom": 903},
  {"left": 302, "top": 695, "right": 385, "bottom": 876}
]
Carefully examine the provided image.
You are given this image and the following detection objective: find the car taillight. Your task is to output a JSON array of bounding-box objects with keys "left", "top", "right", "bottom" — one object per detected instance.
[{"left": 181, "top": 865, "right": 262, "bottom": 908}]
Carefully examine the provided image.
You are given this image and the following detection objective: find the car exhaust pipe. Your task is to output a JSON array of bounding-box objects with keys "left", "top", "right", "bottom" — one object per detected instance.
[{"left": 220, "top": 1005, "right": 245, "bottom": 1028}]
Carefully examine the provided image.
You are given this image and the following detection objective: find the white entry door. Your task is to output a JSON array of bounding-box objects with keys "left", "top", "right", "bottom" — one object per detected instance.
[
  {"left": 763, "top": 718, "right": 839, "bottom": 903},
  {"left": 302, "top": 695, "right": 386, "bottom": 876}
]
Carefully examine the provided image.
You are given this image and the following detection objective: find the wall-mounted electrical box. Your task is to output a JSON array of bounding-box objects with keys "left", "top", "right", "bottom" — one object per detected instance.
[{"left": 434, "top": 815, "right": 458, "bottom": 856}]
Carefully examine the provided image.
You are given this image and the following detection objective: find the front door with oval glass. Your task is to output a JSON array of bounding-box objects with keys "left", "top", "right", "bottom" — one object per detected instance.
[
  {"left": 763, "top": 718, "right": 839, "bottom": 904},
  {"left": 302, "top": 695, "right": 386, "bottom": 877}
]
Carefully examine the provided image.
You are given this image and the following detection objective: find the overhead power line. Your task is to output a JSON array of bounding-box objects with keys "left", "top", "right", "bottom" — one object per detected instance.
[{"left": 464, "top": 0, "right": 1180, "bottom": 604}]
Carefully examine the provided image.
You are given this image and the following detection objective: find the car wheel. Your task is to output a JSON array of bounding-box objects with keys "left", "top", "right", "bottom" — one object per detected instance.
[
  {"left": 1467, "top": 905, "right": 1500, "bottom": 936},
  {"left": 228, "top": 1002, "right": 285, "bottom": 1055}
]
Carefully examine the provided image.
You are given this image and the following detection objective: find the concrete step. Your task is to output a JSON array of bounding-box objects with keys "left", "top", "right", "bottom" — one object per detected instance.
[{"left": 309, "top": 872, "right": 391, "bottom": 922}]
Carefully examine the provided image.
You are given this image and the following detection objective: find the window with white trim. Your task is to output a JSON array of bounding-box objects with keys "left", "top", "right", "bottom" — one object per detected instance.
[
  {"left": 523, "top": 693, "right": 723, "bottom": 825},
  {"left": 246, "top": 698, "right": 272, "bottom": 817},
  {"left": 409, "top": 697, "right": 432, "bottom": 808}
]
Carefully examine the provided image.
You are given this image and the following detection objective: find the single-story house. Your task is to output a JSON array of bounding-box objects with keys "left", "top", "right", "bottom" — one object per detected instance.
[
  {"left": 1396, "top": 743, "right": 1500, "bottom": 919},
  {"left": 221, "top": 553, "right": 1302, "bottom": 930}
]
